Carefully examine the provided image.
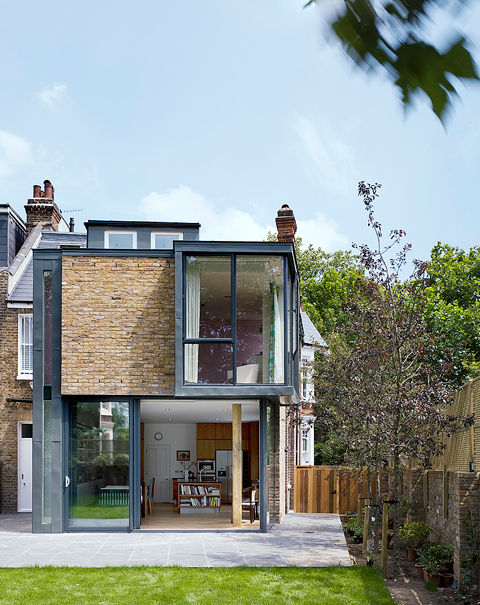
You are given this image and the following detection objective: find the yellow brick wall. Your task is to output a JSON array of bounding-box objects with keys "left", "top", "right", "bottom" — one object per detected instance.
[{"left": 61, "top": 256, "right": 175, "bottom": 396}]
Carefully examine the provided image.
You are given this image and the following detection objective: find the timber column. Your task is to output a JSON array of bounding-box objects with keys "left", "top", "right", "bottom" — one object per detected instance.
[{"left": 232, "top": 404, "right": 242, "bottom": 527}]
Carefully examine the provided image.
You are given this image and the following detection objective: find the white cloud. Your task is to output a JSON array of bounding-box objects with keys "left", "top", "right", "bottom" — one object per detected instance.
[
  {"left": 139, "top": 185, "right": 346, "bottom": 251},
  {"left": 37, "top": 83, "right": 68, "bottom": 108},
  {"left": 295, "top": 115, "right": 359, "bottom": 197},
  {"left": 0, "top": 131, "right": 32, "bottom": 177}
]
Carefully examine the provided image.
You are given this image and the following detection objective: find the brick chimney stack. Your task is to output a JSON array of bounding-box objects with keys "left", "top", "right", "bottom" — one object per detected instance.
[
  {"left": 275, "top": 204, "right": 297, "bottom": 243},
  {"left": 25, "top": 179, "right": 63, "bottom": 235}
]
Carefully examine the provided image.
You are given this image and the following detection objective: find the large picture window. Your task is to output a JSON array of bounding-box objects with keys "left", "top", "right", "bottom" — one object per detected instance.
[{"left": 183, "top": 254, "right": 285, "bottom": 384}]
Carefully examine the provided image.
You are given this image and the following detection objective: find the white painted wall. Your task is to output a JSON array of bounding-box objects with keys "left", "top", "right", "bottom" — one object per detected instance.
[{"left": 143, "top": 423, "right": 197, "bottom": 486}]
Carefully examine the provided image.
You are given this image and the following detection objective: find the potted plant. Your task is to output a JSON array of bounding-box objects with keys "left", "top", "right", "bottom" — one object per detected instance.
[
  {"left": 414, "top": 561, "right": 424, "bottom": 579},
  {"left": 422, "top": 555, "right": 441, "bottom": 586},
  {"left": 428, "top": 544, "right": 454, "bottom": 585},
  {"left": 399, "top": 521, "right": 432, "bottom": 561}
]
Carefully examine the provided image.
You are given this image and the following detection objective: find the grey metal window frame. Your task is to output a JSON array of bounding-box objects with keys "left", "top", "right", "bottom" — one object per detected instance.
[
  {"left": 174, "top": 241, "right": 298, "bottom": 398},
  {"left": 62, "top": 396, "right": 139, "bottom": 533}
]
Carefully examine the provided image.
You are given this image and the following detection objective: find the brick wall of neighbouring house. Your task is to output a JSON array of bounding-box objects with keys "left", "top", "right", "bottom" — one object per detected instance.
[
  {"left": 268, "top": 402, "right": 288, "bottom": 523},
  {"left": 62, "top": 256, "right": 175, "bottom": 396},
  {"left": 0, "top": 271, "right": 33, "bottom": 513},
  {"left": 286, "top": 412, "right": 296, "bottom": 511}
]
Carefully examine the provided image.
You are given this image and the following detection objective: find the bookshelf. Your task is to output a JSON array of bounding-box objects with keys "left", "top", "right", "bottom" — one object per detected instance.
[{"left": 178, "top": 482, "right": 221, "bottom": 515}]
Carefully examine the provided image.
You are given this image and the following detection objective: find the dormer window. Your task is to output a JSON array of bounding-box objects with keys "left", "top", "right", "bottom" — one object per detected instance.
[
  {"left": 104, "top": 231, "right": 137, "bottom": 249},
  {"left": 151, "top": 232, "right": 183, "bottom": 249}
]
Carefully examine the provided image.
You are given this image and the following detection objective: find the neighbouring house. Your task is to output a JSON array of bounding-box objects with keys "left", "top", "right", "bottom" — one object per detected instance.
[
  {"left": 299, "top": 308, "right": 327, "bottom": 466},
  {"left": 0, "top": 182, "right": 86, "bottom": 514}
]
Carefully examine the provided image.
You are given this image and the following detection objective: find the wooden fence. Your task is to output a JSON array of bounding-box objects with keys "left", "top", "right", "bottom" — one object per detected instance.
[{"left": 294, "top": 466, "right": 378, "bottom": 514}]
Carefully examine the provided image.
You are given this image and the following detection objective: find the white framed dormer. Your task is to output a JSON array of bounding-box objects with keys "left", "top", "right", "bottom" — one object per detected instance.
[
  {"left": 18, "top": 314, "right": 33, "bottom": 380},
  {"left": 104, "top": 230, "right": 137, "bottom": 249},
  {"left": 151, "top": 231, "right": 183, "bottom": 249}
]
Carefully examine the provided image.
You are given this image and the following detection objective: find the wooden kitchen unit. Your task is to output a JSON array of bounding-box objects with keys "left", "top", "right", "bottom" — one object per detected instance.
[{"left": 196, "top": 422, "right": 259, "bottom": 484}]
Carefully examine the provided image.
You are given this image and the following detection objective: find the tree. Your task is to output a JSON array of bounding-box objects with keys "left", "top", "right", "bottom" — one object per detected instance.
[
  {"left": 296, "top": 239, "right": 364, "bottom": 340},
  {"left": 315, "top": 182, "right": 468, "bottom": 574},
  {"left": 305, "top": 0, "right": 479, "bottom": 121},
  {"left": 425, "top": 242, "right": 480, "bottom": 383}
]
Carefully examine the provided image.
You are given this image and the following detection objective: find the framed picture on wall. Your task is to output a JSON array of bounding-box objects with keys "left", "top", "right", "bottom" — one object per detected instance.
[{"left": 177, "top": 450, "right": 190, "bottom": 461}]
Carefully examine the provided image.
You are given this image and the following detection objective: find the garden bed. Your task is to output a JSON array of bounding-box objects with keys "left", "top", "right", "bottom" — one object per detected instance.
[{"left": 341, "top": 517, "right": 465, "bottom": 604}]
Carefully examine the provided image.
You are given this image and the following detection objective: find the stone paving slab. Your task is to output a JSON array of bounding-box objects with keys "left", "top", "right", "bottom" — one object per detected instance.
[{"left": 0, "top": 512, "right": 350, "bottom": 568}]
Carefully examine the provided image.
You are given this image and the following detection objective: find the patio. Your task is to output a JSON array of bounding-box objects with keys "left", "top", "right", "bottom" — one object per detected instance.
[{"left": 0, "top": 512, "right": 351, "bottom": 568}]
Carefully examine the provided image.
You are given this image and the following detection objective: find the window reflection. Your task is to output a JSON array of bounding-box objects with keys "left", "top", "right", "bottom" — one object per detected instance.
[{"left": 68, "top": 401, "right": 129, "bottom": 528}]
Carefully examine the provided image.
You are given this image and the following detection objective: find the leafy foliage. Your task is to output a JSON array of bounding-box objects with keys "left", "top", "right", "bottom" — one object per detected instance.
[
  {"left": 305, "top": 0, "right": 478, "bottom": 120},
  {"left": 314, "top": 434, "right": 347, "bottom": 464},
  {"left": 399, "top": 521, "right": 432, "bottom": 548},
  {"left": 295, "top": 238, "right": 364, "bottom": 340},
  {"left": 425, "top": 243, "right": 480, "bottom": 383},
  {"left": 314, "top": 182, "right": 468, "bottom": 575}
]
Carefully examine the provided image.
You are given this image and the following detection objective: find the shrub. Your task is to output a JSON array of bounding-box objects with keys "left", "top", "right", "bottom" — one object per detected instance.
[{"left": 399, "top": 522, "right": 432, "bottom": 549}]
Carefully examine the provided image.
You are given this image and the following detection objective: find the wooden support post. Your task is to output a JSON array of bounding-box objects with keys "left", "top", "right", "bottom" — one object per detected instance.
[
  {"left": 232, "top": 404, "right": 242, "bottom": 528},
  {"left": 382, "top": 498, "right": 389, "bottom": 576},
  {"left": 362, "top": 497, "right": 370, "bottom": 555},
  {"left": 357, "top": 495, "right": 362, "bottom": 521}
]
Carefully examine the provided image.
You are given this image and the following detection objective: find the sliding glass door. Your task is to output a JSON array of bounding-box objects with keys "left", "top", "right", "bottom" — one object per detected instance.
[{"left": 66, "top": 401, "right": 130, "bottom": 529}]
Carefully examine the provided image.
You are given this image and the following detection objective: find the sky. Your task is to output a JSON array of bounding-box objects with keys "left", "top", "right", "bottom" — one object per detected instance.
[{"left": 1, "top": 1, "right": 479, "bottom": 264}]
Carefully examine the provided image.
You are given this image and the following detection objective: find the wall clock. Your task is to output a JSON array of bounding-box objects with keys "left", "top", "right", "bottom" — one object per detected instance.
[{"left": 154, "top": 432, "right": 163, "bottom": 441}]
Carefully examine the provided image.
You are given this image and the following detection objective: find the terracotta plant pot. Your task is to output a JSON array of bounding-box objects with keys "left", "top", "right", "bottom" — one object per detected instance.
[
  {"left": 441, "top": 573, "right": 454, "bottom": 587},
  {"left": 414, "top": 563, "right": 424, "bottom": 579},
  {"left": 423, "top": 569, "right": 441, "bottom": 587},
  {"left": 407, "top": 546, "right": 418, "bottom": 562}
]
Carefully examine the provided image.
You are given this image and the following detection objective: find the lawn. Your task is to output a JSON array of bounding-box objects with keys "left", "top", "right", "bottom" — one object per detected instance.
[{"left": 0, "top": 566, "right": 394, "bottom": 604}]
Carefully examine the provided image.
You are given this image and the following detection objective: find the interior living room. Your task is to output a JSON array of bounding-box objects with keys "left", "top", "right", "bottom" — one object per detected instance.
[{"left": 140, "top": 400, "right": 260, "bottom": 530}]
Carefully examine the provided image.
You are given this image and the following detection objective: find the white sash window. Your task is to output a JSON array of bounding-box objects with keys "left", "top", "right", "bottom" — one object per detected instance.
[{"left": 18, "top": 314, "right": 33, "bottom": 379}]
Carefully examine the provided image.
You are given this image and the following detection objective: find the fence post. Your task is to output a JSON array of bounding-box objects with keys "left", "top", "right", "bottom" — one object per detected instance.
[
  {"left": 382, "top": 497, "right": 389, "bottom": 576},
  {"left": 357, "top": 495, "right": 363, "bottom": 520},
  {"left": 362, "top": 497, "right": 370, "bottom": 555}
]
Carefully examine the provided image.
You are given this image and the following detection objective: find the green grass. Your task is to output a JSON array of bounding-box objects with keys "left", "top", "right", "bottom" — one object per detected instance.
[
  {"left": 0, "top": 566, "right": 394, "bottom": 604},
  {"left": 70, "top": 493, "right": 128, "bottom": 519}
]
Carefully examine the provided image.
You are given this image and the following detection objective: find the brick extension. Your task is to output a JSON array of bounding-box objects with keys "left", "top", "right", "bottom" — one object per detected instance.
[{"left": 62, "top": 256, "right": 175, "bottom": 396}]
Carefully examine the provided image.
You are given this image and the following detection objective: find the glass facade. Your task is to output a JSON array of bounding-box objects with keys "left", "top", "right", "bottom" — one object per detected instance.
[
  {"left": 67, "top": 401, "right": 130, "bottom": 529},
  {"left": 184, "top": 342, "right": 233, "bottom": 384},
  {"left": 236, "top": 256, "right": 284, "bottom": 384},
  {"left": 185, "top": 256, "right": 231, "bottom": 339},
  {"left": 184, "top": 254, "right": 285, "bottom": 385}
]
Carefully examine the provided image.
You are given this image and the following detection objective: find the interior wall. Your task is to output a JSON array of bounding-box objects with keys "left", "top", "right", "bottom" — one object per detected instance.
[{"left": 143, "top": 423, "right": 197, "bottom": 483}]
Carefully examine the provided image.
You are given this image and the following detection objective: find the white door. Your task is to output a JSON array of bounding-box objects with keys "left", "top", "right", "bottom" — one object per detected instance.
[
  {"left": 18, "top": 422, "right": 33, "bottom": 512},
  {"left": 145, "top": 445, "right": 170, "bottom": 503}
]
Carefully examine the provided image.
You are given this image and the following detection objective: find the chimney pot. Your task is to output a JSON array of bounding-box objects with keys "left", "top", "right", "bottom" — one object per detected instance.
[
  {"left": 25, "top": 179, "right": 61, "bottom": 236},
  {"left": 69, "top": 217, "right": 75, "bottom": 232},
  {"left": 275, "top": 203, "right": 297, "bottom": 243},
  {"left": 44, "top": 179, "right": 54, "bottom": 200}
]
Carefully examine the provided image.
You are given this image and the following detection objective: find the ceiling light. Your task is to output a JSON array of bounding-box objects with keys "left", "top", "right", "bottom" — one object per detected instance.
[
  {"left": 168, "top": 417, "right": 172, "bottom": 421},
  {"left": 223, "top": 408, "right": 228, "bottom": 411},
  {"left": 215, "top": 418, "right": 219, "bottom": 421},
  {"left": 164, "top": 408, "right": 170, "bottom": 411}
]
